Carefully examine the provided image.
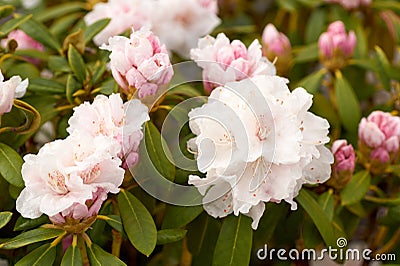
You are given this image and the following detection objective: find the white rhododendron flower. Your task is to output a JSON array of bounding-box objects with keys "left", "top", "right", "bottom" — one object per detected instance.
[
  {"left": 151, "top": 0, "right": 221, "bottom": 58},
  {"left": 0, "top": 70, "right": 28, "bottom": 115},
  {"left": 191, "top": 33, "right": 276, "bottom": 93},
  {"left": 67, "top": 93, "right": 150, "bottom": 169},
  {"left": 84, "top": 0, "right": 152, "bottom": 45},
  {"left": 16, "top": 132, "right": 124, "bottom": 221},
  {"left": 188, "top": 75, "right": 333, "bottom": 229}
]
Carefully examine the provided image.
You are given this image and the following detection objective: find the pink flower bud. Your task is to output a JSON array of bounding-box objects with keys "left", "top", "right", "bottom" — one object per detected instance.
[
  {"left": 262, "top": 24, "right": 291, "bottom": 56},
  {"left": 332, "top": 139, "right": 355, "bottom": 173},
  {"left": 328, "top": 139, "right": 355, "bottom": 189},
  {"left": 101, "top": 28, "right": 174, "bottom": 98},
  {"left": 1, "top": 30, "right": 44, "bottom": 51},
  {"left": 358, "top": 111, "right": 400, "bottom": 172},
  {"left": 318, "top": 21, "right": 357, "bottom": 68}
]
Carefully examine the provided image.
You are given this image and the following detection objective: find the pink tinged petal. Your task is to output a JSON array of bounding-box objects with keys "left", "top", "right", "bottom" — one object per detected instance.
[
  {"left": 345, "top": 31, "right": 357, "bottom": 56},
  {"left": 359, "top": 119, "right": 386, "bottom": 148},
  {"left": 318, "top": 32, "right": 334, "bottom": 57},
  {"left": 138, "top": 82, "right": 158, "bottom": 98},
  {"left": 327, "top": 21, "right": 346, "bottom": 35},
  {"left": 122, "top": 151, "right": 139, "bottom": 169},
  {"left": 229, "top": 58, "right": 250, "bottom": 80},
  {"left": 231, "top": 40, "right": 247, "bottom": 58},
  {"left": 245, "top": 202, "right": 265, "bottom": 230},
  {"left": 125, "top": 67, "right": 146, "bottom": 89},
  {"left": 216, "top": 45, "right": 235, "bottom": 67},
  {"left": 371, "top": 147, "right": 390, "bottom": 163},
  {"left": 383, "top": 136, "right": 399, "bottom": 153}
]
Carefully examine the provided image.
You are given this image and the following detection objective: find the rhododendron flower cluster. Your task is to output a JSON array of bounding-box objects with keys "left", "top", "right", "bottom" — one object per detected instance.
[
  {"left": 101, "top": 28, "right": 174, "bottom": 98},
  {"left": 358, "top": 111, "right": 400, "bottom": 173},
  {"left": 190, "top": 33, "right": 276, "bottom": 93},
  {"left": 188, "top": 75, "right": 333, "bottom": 229},
  {"left": 0, "top": 70, "right": 28, "bottom": 115},
  {"left": 16, "top": 94, "right": 149, "bottom": 222},
  {"left": 85, "top": 0, "right": 220, "bottom": 57}
]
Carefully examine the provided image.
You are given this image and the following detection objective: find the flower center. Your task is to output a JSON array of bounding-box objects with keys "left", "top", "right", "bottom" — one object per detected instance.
[{"left": 47, "top": 170, "right": 68, "bottom": 194}]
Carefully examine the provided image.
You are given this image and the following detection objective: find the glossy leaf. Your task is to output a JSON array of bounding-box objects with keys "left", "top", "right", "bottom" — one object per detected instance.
[
  {"left": 212, "top": 215, "right": 252, "bottom": 266},
  {"left": 144, "top": 121, "right": 175, "bottom": 182},
  {"left": 84, "top": 18, "right": 110, "bottom": 44},
  {"left": 293, "top": 43, "right": 319, "bottom": 63},
  {"left": 157, "top": 229, "right": 187, "bottom": 245},
  {"left": 36, "top": 2, "right": 86, "bottom": 22},
  {"left": 87, "top": 243, "right": 126, "bottom": 266},
  {"left": 0, "top": 212, "right": 12, "bottom": 229},
  {"left": 305, "top": 8, "right": 326, "bottom": 43},
  {"left": 61, "top": 241, "right": 82, "bottom": 266},
  {"left": 340, "top": 170, "right": 371, "bottom": 206},
  {"left": 162, "top": 205, "right": 204, "bottom": 229},
  {"left": 296, "top": 189, "right": 337, "bottom": 247},
  {"left": 374, "top": 46, "right": 391, "bottom": 91},
  {"left": 118, "top": 189, "right": 157, "bottom": 256},
  {"left": 296, "top": 68, "right": 326, "bottom": 93},
  {"left": 0, "top": 14, "right": 32, "bottom": 38},
  {"left": 15, "top": 243, "right": 56, "bottom": 266},
  {"left": 0, "top": 143, "right": 24, "bottom": 187},
  {"left": 318, "top": 190, "right": 334, "bottom": 221},
  {"left": 28, "top": 78, "right": 65, "bottom": 94},
  {"left": 334, "top": 70, "right": 361, "bottom": 132},
  {"left": 68, "top": 44, "right": 87, "bottom": 83},
  {"left": 19, "top": 17, "right": 62, "bottom": 52},
  {"left": 14, "top": 215, "right": 49, "bottom": 231},
  {"left": 103, "top": 215, "right": 123, "bottom": 233},
  {"left": 0, "top": 227, "right": 65, "bottom": 249}
]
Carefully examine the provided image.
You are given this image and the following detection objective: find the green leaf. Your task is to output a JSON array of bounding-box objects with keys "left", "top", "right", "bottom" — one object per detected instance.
[
  {"left": 144, "top": 121, "right": 175, "bottom": 182},
  {"left": 212, "top": 215, "right": 252, "bottom": 266},
  {"left": 371, "top": 1, "right": 400, "bottom": 13},
  {"left": 0, "top": 143, "right": 24, "bottom": 187},
  {"left": 334, "top": 70, "right": 361, "bottom": 132},
  {"left": 5, "top": 63, "right": 40, "bottom": 79},
  {"left": 374, "top": 46, "right": 392, "bottom": 91},
  {"left": 340, "top": 170, "right": 371, "bottom": 206},
  {"left": 84, "top": 18, "right": 110, "bottom": 44},
  {"left": 296, "top": 68, "right": 326, "bottom": 94},
  {"left": 36, "top": 2, "right": 86, "bottom": 22},
  {"left": 118, "top": 189, "right": 157, "bottom": 256},
  {"left": 68, "top": 44, "right": 87, "bottom": 83},
  {"left": 61, "top": 242, "right": 82, "bottom": 266},
  {"left": 296, "top": 189, "right": 337, "bottom": 247},
  {"left": 14, "top": 215, "right": 49, "bottom": 231},
  {"left": 0, "top": 5, "right": 14, "bottom": 18},
  {"left": 15, "top": 243, "right": 56, "bottom": 266},
  {"left": 48, "top": 56, "right": 71, "bottom": 73},
  {"left": 0, "top": 14, "right": 32, "bottom": 38},
  {"left": 293, "top": 43, "right": 319, "bottom": 63},
  {"left": 0, "top": 212, "right": 12, "bottom": 229},
  {"left": 0, "top": 227, "right": 65, "bottom": 249},
  {"left": 66, "top": 74, "right": 81, "bottom": 104},
  {"left": 102, "top": 215, "right": 123, "bottom": 233},
  {"left": 305, "top": 8, "right": 326, "bottom": 43},
  {"left": 254, "top": 203, "right": 287, "bottom": 244},
  {"left": 29, "top": 78, "right": 65, "bottom": 94},
  {"left": 87, "top": 243, "right": 126, "bottom": 266},
  {"left": 157, "top": 229, "right": 187, "bottom": 245},
  {"left": 162, "top": 205, "right": 203, "bottom": 229},
  {"left": 318, "top": 190, "right": 334, "bottom": 221},
  {"left": 19, "top": 16, "right": 62, "bottom": 52},
  {"left": 50, "top": 13, "right": 82, "bottom": 37}
]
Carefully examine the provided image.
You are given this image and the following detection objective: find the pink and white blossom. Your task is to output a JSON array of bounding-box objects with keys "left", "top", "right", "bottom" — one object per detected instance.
[
  {"left": 67, "top": 93, "right": 149, "bottom": 169},
  {"left": 188, "top": 75, "right": 333, "bottom": 229},
  {"left": 190, "top": 33, "right": 276, "bottom": 93},
  {"left": 101, "top": 28, "right": 174, "bottom": 98},
  {"left": 16, "top": 132, "right": 124, "bottom": 220},
  {"left": 0, "top": 70, "right": 28, "bottom": 115},
  {"left": 262, "top": 24, "right": 291, "bottom": 56},
  {"left": 84, "top": 0, "right": 152, "bottom": 45},
  {"left": 151, "top": 0, "right": 221, "bottom": 58},
  {"left": 358, "top": 111, "right": 400, "bottom": 164}
]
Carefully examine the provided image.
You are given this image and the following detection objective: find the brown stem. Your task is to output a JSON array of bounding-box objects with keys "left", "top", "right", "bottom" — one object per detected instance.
[
  {"left": 111, "top": 229, "right": 123, "bottom": 257},
  {"left": 78, "top": 233, "right": 90, "bottom": 266},
  {"left": 373, "top": 228, "right": 400, "bottom": 256}
]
